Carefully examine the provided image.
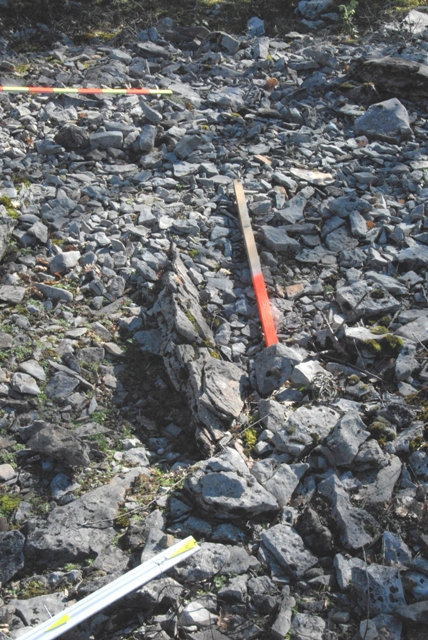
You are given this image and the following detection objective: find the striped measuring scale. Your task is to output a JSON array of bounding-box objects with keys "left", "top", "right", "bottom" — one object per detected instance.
[
  {"left": 17, "top": 536, "right": 199, "bottom": 640},
  {"left": 0, "top": 86, "right": 172, "bottom": 95}
]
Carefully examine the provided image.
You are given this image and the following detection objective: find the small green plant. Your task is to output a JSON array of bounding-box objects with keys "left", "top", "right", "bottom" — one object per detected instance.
[
  {"left": 91, "top": 410, "right": 107, "bottom": 425},
  {"left": 339, "top": 0, "right": 358, "bottom": 32},
  {"left": 242, "top": 426, "right": 257, "bottom": 450},
  {"left": 63, "top": 563, "right": 77, "bottom": 572},
  {"left": 213, "top": 575, "right": 228, "bottom": 589}
]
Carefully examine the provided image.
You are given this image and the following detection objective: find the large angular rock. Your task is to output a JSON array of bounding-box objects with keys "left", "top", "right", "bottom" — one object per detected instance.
[
  {"left": 318, "top": 473, "right": 379, "bottom": 549},
  {"left": 351, "top": 563, "right": 406, "bottom": 615},
  {"left": 0, "top": 530, "right": 25, "bottom": 584},
  {"left": 354, "top": 98, "right": 411, "bottom": 143},
  {"left": 11, "top": 591, "right": 68, "bottom": 627},
  {"left": 265, "top": 463, "right": 309, "bottom": 507},
  {"left": 186, "top": 469, "right": 279, "bottom": 519},
  {"left": 0, "top": 284, "right": 26, "bottom": 304},
  {"left": 27, "top": 425, "right": 90, "bottom": 467},
  {"left": 336, "top": 281, "right": 401, "bottom": 321},
  {"left": 352, "top": 55, "right": 428, "bottom": 101},
  {"left": 273, "top": 405, "right": 339, "bottom": 457},
  {"left": 291, "top": 613, "right": 326, "bottom": 640},
  {"left": 50, "top": 250, "right": 81, "bottom": 275},
  {"left": 45, "top": 372, "right": 79, "bottom": 399},
  {"left": 355, "top": 456, "right": 402, "bottom": 505},
  {"left": 320, "top": 411, "right": 370, "bottom": 466},
  {"left": 261, "top": 225, "right": 300, "bottom": 255},
  {"left": 254, "top": 343, "right": 305, "bottom": 395},
  {"left": 396, "top": 316, "right": 428, "bottom": 344},
  {"left": 25, "top": 469, "right": 142, "bottom": 568},
  {"left": 261, "top": 525, "right": 318, "bottom": 579}
]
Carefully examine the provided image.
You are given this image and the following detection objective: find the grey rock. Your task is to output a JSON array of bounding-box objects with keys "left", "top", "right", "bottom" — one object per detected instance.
[
  {"left": 36, "top": 283, "right": 73, "bottom": 303},
  {"left": 50, "top": 251, "right": 81, "bottom": 275},
  {"left": 265, "top": 463, "right": 309, "bottom": 507},
  {"left": 0, "top": 217, "right": 16, "bottom": 261},
  {"left": 318, "top": 473, "right": 379, "bottom": 549},
  {"left": 397, "top": 245, "right": 428, "bottom": 269},
  {"left": 186, "top": 469, "right": 279, "bottom": 519},
  {"left": 25, "top": 468, "right": 141, "bottom": 567},
  {"left": 247, "top": 575, "right": 278, "bottom": 613},
  {"left": 396, "top": 600, "right": 428, "bottom": 624},
  {"left": 138, "top": 124, "right": 157, "bottom": 153},
  {"left": 0, "top": 285, "right": 26, "bottom": 304},
  {"left": 254, "top": 343, "right": 305, "bottom": 394},
  {"left": 360, "top": 614, "right": 402, "bottom": 640},
  {"left": 137, "top": 577, "right": 183, "bottom": 613},
  {"left": 218, "top": 574, "right": 248, "bottom": 601},
  {"left": 171, "top": 542, "right": 227, "bottom": 582},
  {"left": 11, "top": 591, "right": 68, "bottom": 626},
  {"left": 134, "top": 329, "right": 163, "bottom": 354},
  {"left": 55, "top": 124, "right": 90, "bottom": 150},
  {"left": 273, "top": 405, "right": 339, "bottom": 457},
  {"left": 383, "top": 531, "right": 412, "bottom": 566},
  {"left": 336, "top": 281, "right": 401, "bottom": 321},
  {"left": 45, "top": 372, "right": 79, "bottom": 400},
  {"left": 395, "top": 343, "right": 418, "bottom": 380},
  {"left": 0, "top": 530, "right": 25, "bottom": 584},
  {"left": 77, "top": 347, "right": 105, "bottom": 364},
  {"left": 334, "top": 553, "right": 366, "bottom": 590},
  {"left": 325, "top": 226, "right": 359, "bottom": 252},
  {"left": 271, "top": 597, "right": 295, "bottom": 640},
  {"left": 123, "top": 447, "right": 150, "bottom": 466},
  {"left": 356, "top": 456, "right": 402, "bottom": 505},
  {"left": 261, "top": 524, "right": 318, "bottom": 579},
  {"left": 291, "top": 613, "right": 326, "bottom": 640},
  {"left": 28, "top": 221, "right": 48, "bottom": 244},
  {"left": 0, "top": 463, "right": 16, "bottom": 481},
  {"left": 12, "top": 372, "right": 40, "bottom": 396},
  {"left": 90, "top": 130, "right": 123, "bottom": 149},
  {"left": 175, "top": 135, "right": 203, "bottom": 159},
  {"left": 27, "top": 425, "right": 90, "bottom": 466},
  {"left": 320, "top": 411, "right": 370, "bottom": 466},
  {"left": 351, "top": 563, "right": 405, "bottom": 615},
  {"left": 0, "top": 332, "right": 13, "bottom": 348},
  {"left": 298, "top": 0, "right": 333, "bottom": 18},
  {"left": 396, "top": 316, "right": 428, "bottom": 343},
  {"left": 261, "top": 225, "right": 300, "bottom": 255},
  {"left": 355, "top": 98, "right": 411, "bottom": 143}
]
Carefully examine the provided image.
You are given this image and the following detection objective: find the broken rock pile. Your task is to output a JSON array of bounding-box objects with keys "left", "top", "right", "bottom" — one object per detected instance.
[{"left": 2, "top": 9, "right": 428, "bottom": 640}]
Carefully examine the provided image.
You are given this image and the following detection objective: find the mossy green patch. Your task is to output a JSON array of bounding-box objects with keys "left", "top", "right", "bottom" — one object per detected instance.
[
  {"left": 0, "top": 494, "right": 21, "bottom": 517},
  {"left": 0, "top": 196, "right": 19, "bottom": 219}
]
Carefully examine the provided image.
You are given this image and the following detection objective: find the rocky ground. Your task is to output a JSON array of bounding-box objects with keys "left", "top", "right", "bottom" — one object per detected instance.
[{"left": 2, "top": 4, "right": 428, "bottom": 640}]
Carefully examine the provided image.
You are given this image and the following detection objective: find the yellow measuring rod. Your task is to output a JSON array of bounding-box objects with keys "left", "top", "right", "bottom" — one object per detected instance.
[{"left": 17, "top": 536, "right": 199, "bottom": 640}]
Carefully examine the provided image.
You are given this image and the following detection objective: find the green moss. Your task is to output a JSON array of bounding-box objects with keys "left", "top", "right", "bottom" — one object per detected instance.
[
  {"left": 242, "top": 426, "right": 257, "bottom": 450},
  {"left": 188, "top": 249, "right": 200, "bottom": 258},
  {"left": 370, "top": 326, "right": 388, "bottom": 335},
  {"left": 364, "top": 339, "right": 382, "bottom": 353},
  {"left": 348, "top": 374, "right": 360, "bottom": 384},
  {"left": 0, "top": 494, "right": 21, "bottom": 517},
  {"left": 0, "top": 196, "right": 19, "bottom": 219},
  {"left": 19, "top": 580, "right": 47, "bottom": 599},
  {"left": 382, "top": 334, "right": 404, "bottom": 351},
  {"left": 409, "top": 436, "right": 424, "bottom": 452}
]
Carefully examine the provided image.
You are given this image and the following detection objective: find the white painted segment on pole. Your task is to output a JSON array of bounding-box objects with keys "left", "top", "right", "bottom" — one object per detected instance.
[{"left": 17, "top": 536, "right": 199, "bottom": 640}]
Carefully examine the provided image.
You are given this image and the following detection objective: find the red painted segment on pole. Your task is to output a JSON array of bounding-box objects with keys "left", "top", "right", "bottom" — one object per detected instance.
[{"left": 252, "top": 271, "right": 279, "bottom": 347}]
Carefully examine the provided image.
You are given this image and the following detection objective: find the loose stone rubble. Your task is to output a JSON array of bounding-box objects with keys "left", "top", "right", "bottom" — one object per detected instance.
[{"left": 2, "top": 8, "right": 428, "bottom": 640}]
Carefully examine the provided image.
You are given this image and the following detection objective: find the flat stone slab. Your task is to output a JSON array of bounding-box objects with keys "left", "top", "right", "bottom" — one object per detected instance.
[
  {"left": 261, "top": 524, "right": 318, "bottom": 579},
  {"left": 0, "top": 530, "right": 25, "bottom": 584},
  {"left": 396, "top": 316, "right": 428, "bottom": 344},
  {"left": 0, "top": 285, "right": 26, "bottom": 304},
  {"left": 186, "top": 469, "right": 279, "bottom": 519}
]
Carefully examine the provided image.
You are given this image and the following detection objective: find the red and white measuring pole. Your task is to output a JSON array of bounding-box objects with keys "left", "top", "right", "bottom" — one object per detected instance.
[
  {"left": 0, "top": 86, "right": 172, "bottom": 95},
  {"left": 234, "top": 180, "right": 278, "bottom": 348}
]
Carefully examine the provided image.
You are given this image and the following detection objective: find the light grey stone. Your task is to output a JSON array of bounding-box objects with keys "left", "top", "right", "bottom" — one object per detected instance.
[
  {"left": 318, "top": 473, "right": 379, "bottom": 549},
  {"left": 12, "top": 372, "right": 40, "bottom": 396},
  {"left": 90, "top": 130, "right": 123, "bottom": 149},
  {"left": 18, "top": 360, "right": 46, "bottom": 382},
  {"left": 0, "top": 285, "right": 26, "bottom": 304},
  {"left": 138, "top": 124, "right": 157, "bottom": 153},
  {"left": 336, "top": 280, "right": 401, "bottom": 320},
  {"left": 298, "top": 0, "right": 333, "bottom": 18},
  {"left": 25, "top": 468, "right": 142, "bottom": 566},
  {"left": 28, "top": 220, "right": 48, "bottom": 244},
  {"left": 273, "top": 405, "right": 339, "bottom": 457},
  {"left": 395, "top": 343, "right": 418, "bottom": 380},
  {"left": 11, "top": 591, "right": 68, "bottom": 626},
  {"left": 291, "top": 612, "right": 326, "bottom": 640},
  {"left": 356, "top": 456, "right": 402, "bottom": 505},
  {"left": 261, "top": 225, "right": 300, "bottom": 255},
  {"left": 45, "top": 372, "right": 79, "bottom": 399},
  {"left": 50, "top": 251, "right": 81, "bottom": 275},
  {"left": 320, "top": 411, "right": 370, "bottom": 466},
  {"left": 355, "top": 98, "right": 411, "bottom": 143},
  {"left": 334, "top": 553, "right": 366, "bottom": 590},
  {"left": 383, "top": 531, "right": 412, "bottom": 566},
  {"left": 254, "top": 343, "right": 305, "bottom": 394},
  {"left": 261, "top": 524, "right": 318, "bottom": 579},
  {"left": 396, "top": 316, "right": 428, "bottom": 343},
  {"left": 0, "top": 463, "right": 16, "bottom": 482},
  {"left": 0, "top": 217, "right": 16, "bottom": 262},
  {"left": 179, "top": 601, "right": 216, "bottom": 627},
  {"left": 37, "top": 284, "right": 74, "bottom": 302},
  {"left": 351, "top": 563, "right": 406, "bottom": 615},
  {"left": 186, "top": 469, "right": 279, "bottom": 519},
  {"left": 265, "top": 463, "right": 309, "bottom": 507}
]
